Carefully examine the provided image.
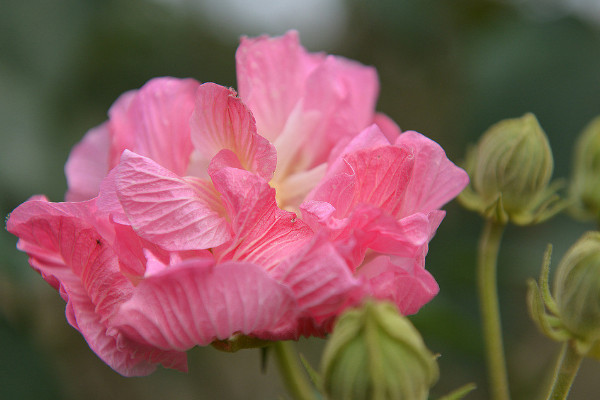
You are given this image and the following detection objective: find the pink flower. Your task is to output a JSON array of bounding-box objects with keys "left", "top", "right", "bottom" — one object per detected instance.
[{"left": 7, "top": 30, "right": 468, "bottom": 376}]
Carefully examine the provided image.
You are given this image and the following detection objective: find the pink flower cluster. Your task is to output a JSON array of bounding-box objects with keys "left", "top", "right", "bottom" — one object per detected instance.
[{"left": 7, "top": 31, "right": 468, "bottom": 376}]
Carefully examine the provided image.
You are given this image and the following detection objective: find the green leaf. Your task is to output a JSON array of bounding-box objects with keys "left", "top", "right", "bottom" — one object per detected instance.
[
  {"left": 299, "top": 353, "right": 322, "bottom": 390},
  {"left": 437, "top": 382, "right": 477, "bottom": 400}
]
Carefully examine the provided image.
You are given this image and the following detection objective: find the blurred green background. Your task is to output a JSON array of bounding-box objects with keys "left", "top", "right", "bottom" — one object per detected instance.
[{"left": 1, "top": 0, "right": 599, "bottom": 398}]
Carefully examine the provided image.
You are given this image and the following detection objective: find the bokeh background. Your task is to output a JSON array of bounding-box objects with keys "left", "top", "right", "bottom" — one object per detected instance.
[{"left": 2, "top": 0, "right": 600, "bottom": 398}]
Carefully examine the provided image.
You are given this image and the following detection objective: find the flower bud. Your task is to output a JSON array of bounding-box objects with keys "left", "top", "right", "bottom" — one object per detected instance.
[
  {"left": 459, "top": 113, "right": 563, "bottom": 225},
  {"left": 321, "top": 301, "right": 438, "bottom": 400},
  {"left": 569, "top": 116, "right": 600, "bottom": 221},
  {"left": 554, "top": 231, "right": 600, "bottom": 349}
]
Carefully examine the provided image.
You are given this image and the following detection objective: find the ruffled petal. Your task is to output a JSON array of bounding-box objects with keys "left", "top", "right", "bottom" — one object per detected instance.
[
  {"left": 111, "top": 260, "right": 298, "bottom": 351},
  {"left": 106, "top": 89, "right": 136, "bottom": 166},
  {"left": 115, "top": 150, "right": 231, "bottom": 251},
  {"left": 394, "top": 130, "right": 469, "bottom": 216},
  {"left": 6, "top": 198, "right": 185, "bottom": 376},
  {"left": 237, "top": 31, "right": 379, "bottom": 171},
  {"left": 299, "top": 54, "right": 378, "bottom": 165},
  {"left": 323, "top": 124, "right": 391, "bottom": 176},
  {"left": 358, "top": 254, "right": 439, "bottom": 315},
  {"left": 108, "top": 77, "right": 199, "bottom": 176},
  {"left": 236, "top": 30, "right": 323, "bottom": 142},
  {"left": 301, "top": 125, "right": 464, "bottom": 269},
  {"left": 95, "top": 168, "right": 131, "bottom": 228},
  {"left": 110, "top": 221, "right": 211, "bottom": 282},
  {"left": 210, "top": 166, "right": 313, "bottom": 269},
  {"left": 313, "top": 145, "right": 415, "bottom": 217},
  {"left": 65, "top": 123, "right": 111, "bottom": 201},
  {"left": 7, "top": 199, "right": 121, "bottom": 315},
  {"left": 301, "top": 201, "right": 431, "bottom": 267},
  {"left": 271, "top": 237, "right": 363, "bottom": 323},
  {"left": 374, "top": 112, "right": 402, "bottom": 142},
  {"left": 301, "top": 129, "right": 457, "bottom": 268},
  {"left": 62, "top": 277, "right": 187, "bottom": 376},
  {"left": 189, "top": 83, "right": 276, "bottom": 181},
  {"left": 356, "top": 210, "right": 445, "bottom": 314}
]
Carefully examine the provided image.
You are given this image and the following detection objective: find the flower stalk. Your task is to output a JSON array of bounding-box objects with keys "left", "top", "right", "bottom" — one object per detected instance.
[
  {"left": 545, "top": 341, "right": 583, "bottom": 400},
  {"left": 477, "top": 219, "right": 510, "bottom": 400},
  {"left": 273, "top": 341, "right": 317, "bottom": 400}
]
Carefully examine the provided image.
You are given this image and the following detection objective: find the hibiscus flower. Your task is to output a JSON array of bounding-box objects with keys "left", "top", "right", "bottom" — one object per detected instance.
[{"left": 7, "top": 31, "right": 467, "bottom": 376}]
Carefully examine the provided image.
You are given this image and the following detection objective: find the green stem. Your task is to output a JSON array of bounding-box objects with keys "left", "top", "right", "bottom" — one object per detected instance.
[
  {"left": 477, "top": 219, "right": 510, "bottom": 400},
  {"left": 272, "top": 341, "right": 316, "bottom": 400},
  {"left": 545, "top": 342, "right": 583, "bottom": 400}
]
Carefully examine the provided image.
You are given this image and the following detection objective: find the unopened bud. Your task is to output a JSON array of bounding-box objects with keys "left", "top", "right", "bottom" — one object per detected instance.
[
  {"left": 321, "top": 301, "right": 438, "bottom": 400},
  {"left": 569, "top": 116, "right": 600, "bottom": 222},
  {"left": 554, "top": 232, "right": 600, "bottom": 349},
  {"left": 459, "top": 113, "right": 563, "bottom": 225}
]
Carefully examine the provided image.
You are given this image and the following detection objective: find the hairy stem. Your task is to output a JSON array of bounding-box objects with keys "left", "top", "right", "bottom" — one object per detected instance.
[
  {"left": 477, "top": 219, "right": 510, "bottom": 400},
  {"left": 273, "top": 341, "right": 316, "bottom": 400},
  {"left": 545, "top": 342, "right": 583, "bottom": 400}
]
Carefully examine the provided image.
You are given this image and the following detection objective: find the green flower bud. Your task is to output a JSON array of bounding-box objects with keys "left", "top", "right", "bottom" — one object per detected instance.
[
  {"left": 459, "top": 113, "right": 564, "bottom": 225},
  {"left": 569, "top": 116, "right": 600, "bottom": 222},
  {"left": 321, "top": 301, "right": 438, "bottom": 400},
  {"left": 554, "top": 232, "right": 600, "bottom": 350}
]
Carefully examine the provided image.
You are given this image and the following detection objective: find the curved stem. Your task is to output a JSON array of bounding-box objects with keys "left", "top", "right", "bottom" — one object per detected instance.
[
  {"left": 545, "top": 342, "right": 583, "bottom": 400},
  {"left": 477, "top": 219, "right": 510, "bottom": 400},
  {"left": 272, "top": 341, "right": 316, "bottom": 400}
]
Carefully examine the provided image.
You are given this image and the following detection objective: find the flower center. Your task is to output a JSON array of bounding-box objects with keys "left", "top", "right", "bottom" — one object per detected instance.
[{"left": 270, "top": 163, "right": 327, "bottom": 213}]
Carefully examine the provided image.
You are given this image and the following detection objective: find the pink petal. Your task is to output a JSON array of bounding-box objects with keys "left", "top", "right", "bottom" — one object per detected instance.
[
  {"left": 107, "top": 89, "right": 136, "bottom": 166},
  {"left": 356, "top": 210, "right": 446, "bottom": 315},
  {"left": 237, "top": 31, "right": 380, "bottom": 171},
  {"left": 301, "top": 141, "right": 449, "bottom": 266},
  {"left": 210, "top": 167, "right": 313, "bottom": 269},
  {"left": 140, "top": 247, "right": 214, "bottom": 278},
  {"left": 357, "top": 210, "right": 432, "bottom": 257},
  {"left": 426, "top": 210, "right": 447, "bottom": 238},
  {"left": 323, "top": 124, "right": 391, "bottom": 177},
  {"left": 298, "top": 200, "right": 337, "bottom": 234},
  {"left": 374, "top": 112, "right": 402, "bottom": 142},
  {"left": 206, "top": 148, "right": 245, "bottom": 174},
  {"left": 96, "top": 168, "right": 129, "bottom": 224},
  {"left": 111, "top": 222, "right": 167, "bottom": 279},
  {"left": 7, "top": 199, "right": 125, "bottom": 319},
  {"left": 271, "top": 237, "right": 363, "bottom": 323},
  {"left": 115, "top": 150, "right": 231, "bottom": 251},
  {"left": 394, "top": 130, "right": 469, "bottom": 215},
  {"left": 190, "top": 83, "right": 276, "bottom": 181},
  {"left": 301, "top": 201, "right": 431, "bottom": 267},
  {"left": 236, "top": 30, "right": 323, "bottom": 142},
  {"left": 299, "top": 54, "right": 378, "bottom": 165},
  {"left": 108, "top": 77, "right": 200, "bottom": 176},
  {"left": 65, "top": 123, "right": 111, "bottom": 201},
  {"left": 309, "top": 144, "right": 414, "bottom": 219},
  {"left": 63, "top": 278, "right": 187, "bottom": 376},
  {"left": 306, "top": 56, "right": 378, "bottom": 134},
  {"left": 358, "top": 254, "right": 439, "bottom": 315},
  {"left": 6, "top": 198, "right": 186, "bottom": 375},
  {"left": 291, "top": 317, "right": 336, "bottom": 339},
  {"left": 112, "top": 260, "right": 298, "bottom": 351}
]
